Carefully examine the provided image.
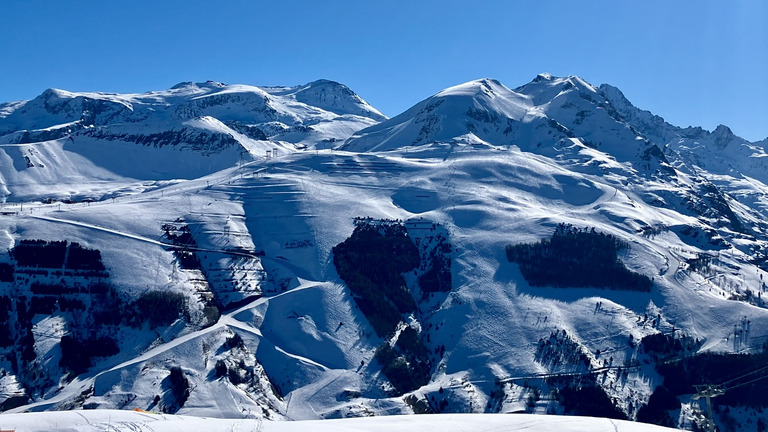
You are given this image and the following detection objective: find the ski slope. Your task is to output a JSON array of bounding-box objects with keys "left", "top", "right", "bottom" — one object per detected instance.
[
  {"left": 0, "top": 410, "right": 679, "bottom": 432},
  {"left": 1, "top": 75, "right": 767, "bottom": 431}
]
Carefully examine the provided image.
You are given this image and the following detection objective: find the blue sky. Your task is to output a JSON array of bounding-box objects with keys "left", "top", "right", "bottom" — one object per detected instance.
[{"left": 1, "top": 0, "right": 767, "bottom": 140}]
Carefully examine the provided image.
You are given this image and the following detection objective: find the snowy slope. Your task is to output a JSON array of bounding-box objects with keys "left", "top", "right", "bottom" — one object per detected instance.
[
  {"left": 0, "top": 75, "right": 767, "bottom": 432},
  {"left": 0, "top": 411, "right": 678, "bottom": 432},
  {"left": 0, "top": 80, "right": 382, "bottom": 196}
]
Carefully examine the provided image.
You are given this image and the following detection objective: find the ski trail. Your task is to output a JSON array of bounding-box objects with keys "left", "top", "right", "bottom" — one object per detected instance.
[
  {"left": 27, "top": 214, "right": 259, "bottom": 258},
  {"left": 7, "top": 280, "right": 326, "bottom": 413},
  {"left": 223, "top": 319, "right": 330, "bottom": 372}
]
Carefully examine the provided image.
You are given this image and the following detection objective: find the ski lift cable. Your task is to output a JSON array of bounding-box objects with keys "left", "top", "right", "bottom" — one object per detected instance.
[
  {"left": 724, "top": 371, "right": 768, "bottom": 391},
  {"left": 719, "top": 363, "right": 768, "bottom": 387}
]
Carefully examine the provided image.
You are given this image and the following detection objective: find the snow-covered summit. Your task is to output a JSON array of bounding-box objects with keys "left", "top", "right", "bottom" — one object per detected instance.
[
  {"left": 514, "top": 73, "right": 600, "bottom": 106},
  {"left": 342, "top": 74, "right": 663, "bottom": 169},
  {"left": 263, "top": 79, "right": 387, "bottom": 121},
  {"left": 0, "top": 80, "right": 383, "bottom": 184},
  {"left": 0, "top": 79, "right": 382, "bottom": 140},
  {"left": 340, "top": 78, "right": 535, "bottom": 152},
  {"left": 171, "top": 80, "right": 228, "bottom": 90}
]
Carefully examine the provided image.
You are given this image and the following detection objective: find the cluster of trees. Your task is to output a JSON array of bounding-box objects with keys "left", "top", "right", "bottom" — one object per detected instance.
[
  {"left": 9, "top": 240, "right": 107, "bottom": 273},
  {"left": 535, "top": 329, "right": 590, "bottom": 370},
  {"left": 30, "top": 282, "right": 79, "bottom": 295},
  {"left": 543, "top": 374, "right": 626, "bottom": 420},
  {"left": 29, "top": 296, "right": 58, "bottom": 315},
  {"left": 557, "top": 383, "right": 628, "bottom": 420},
  {"left": 640, "top": 332, "right": 701, "bottom": 362},
  {"left": 134, "top": 290, "right": 186, "bottom": 328},
  {"left": 162, "top": 222, "right": 196, "bottom": 246},
  {"left": 52, "top": 289, "right": 185, "bottom": 374},
  {"left": 417, "top": 234, "right": 452, "bottom": 297},
  {"left": 224, "top": 333, "right": 244, "bottom": 350},
  {"left": 1, "top": 240, "right": 112, "bottom": 378},
  {"left": 167, "top": 366, "right": 190, "bottom": 412},
  {"left": 0, "top": 296, "right": 11, "bottom": 347},
  {"left": 11, "top": 240, "right": 67, "bottom": 268},
  {"left": 59, "top": 335, "right": 119, "bottom": 374},
  {"left": 66, "top": 242, "right": 106, "bottom": 271},
  {"left": 657, "top": 350, "right": 768, "bottom": 408},
  {"left": 28, "top": 281, "right": 110, "bottom": 302},
  {"left": 214, "top": 359, "right": 228, "bottom": 378},
  {"left": 90, "top": 283, "right": 125, "bottom": 327},
  {"left": 374, "top": 326, "right": 431, "bottom": 396},
  {"left": 505, "top": 224, "right": 652, "bottom": 291},
  {"left": 332, "top": 221, "right": 419, "bottom": 337},
  {"left": 57, "top": 297, "right": 85, "bottom": 311},
  {"left": 636, "top": 385, "right": 680, "bottom": 428},
  {"left": 15, "top": 297, "right": 36, "bottom": 363},
  {"left": 162, "top": 222, "right": 202, "bottom": 270},
  {"left": 0, "top": 238, "right": 193, "bottom": 390},
  {"left": 0, "top": 263, "right": 13, "bottom": 282},
  {"left": 334, "top": 219, "right": 442, "bottom": 395},
  {"left": 686, "top": 253, "right": 714, "bottom": 273}
]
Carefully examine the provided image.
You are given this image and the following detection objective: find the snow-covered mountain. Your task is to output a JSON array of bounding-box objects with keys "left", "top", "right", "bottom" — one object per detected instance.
[
  {"left": 1, "top": 75, "right": 767, "bottom": 432},
  {"left": 0, "top": 80, "right": 382, "bottom": 191},
  {"left": 600, "top": 83, "right": 768, "bottom": 182},
  {"left": 342, "top": 74, "right": 667, "bottom": 168}
]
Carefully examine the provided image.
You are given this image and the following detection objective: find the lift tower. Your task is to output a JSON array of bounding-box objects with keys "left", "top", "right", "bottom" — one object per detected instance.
[{"left": 692, "top": 384, "right": 725, "bottom": 432}]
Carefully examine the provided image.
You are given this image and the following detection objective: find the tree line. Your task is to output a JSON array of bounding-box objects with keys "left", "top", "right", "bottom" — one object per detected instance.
[{"left": 506, "top": 224, "right": 652, "bottom": 291}]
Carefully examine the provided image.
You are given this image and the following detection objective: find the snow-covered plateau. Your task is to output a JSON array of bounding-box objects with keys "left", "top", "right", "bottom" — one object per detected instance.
[{"left": 0, "top": 75, "right": 767, "bottom": 431}]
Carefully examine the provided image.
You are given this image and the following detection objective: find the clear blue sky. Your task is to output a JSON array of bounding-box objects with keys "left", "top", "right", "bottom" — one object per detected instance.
[{"left": 1, "top": 0, "right": 766, "bottom": 140}]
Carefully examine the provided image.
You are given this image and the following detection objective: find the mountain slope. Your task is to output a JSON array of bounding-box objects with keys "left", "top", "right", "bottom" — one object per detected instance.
[{"left": 0, "top": 75, "right": 767, "bottom": 432}]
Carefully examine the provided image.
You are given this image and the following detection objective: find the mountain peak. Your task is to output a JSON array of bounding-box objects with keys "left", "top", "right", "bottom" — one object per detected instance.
[
  {"left": 532, "top": 72, "right": 555, "bottom": 82},
  {"left": 289, "top": 79, "right": 386, "bottom": 121},
  {"left": 170, "top": 81, "right": 194, "bottom": 89},
  {"left": 435, "top": 78, "right": 511, "bottom": 99},
  {"left": 713, "top": 124, "right": 734, "bottom": 136},
  {"left": 525, "top": 73, "right": 596, "bottom": 89},
  {"left": 170, "top": 81, "right": 227, "bottom": 92},
  {"left": 514, "top": 73, "right": 599, "bottom": 106},
  {"left": 474, "top": 77, "right": 504, "bottom": 87},
  {"left": 40, "top": 88, "right": 75, "bottom": 99},
  {"left": 305, "top": 78, "right": 343, "bottom": 87},
  {"left": 712, "top": 124, "right": 737, "bottom": 149}
]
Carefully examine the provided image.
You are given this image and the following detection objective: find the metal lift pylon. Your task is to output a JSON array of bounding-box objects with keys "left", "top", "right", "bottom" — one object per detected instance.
[{"left": 692, "top": 384, "right": 725, "bottom": 432}]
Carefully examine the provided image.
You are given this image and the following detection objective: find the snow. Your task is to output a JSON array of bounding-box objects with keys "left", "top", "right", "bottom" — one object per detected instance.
[
  {"left": 0, "top": 75, "right": 767, "bottom": 431},
  {"left": 267, "top": 79, "right": 387, "bottom": 121},
  {"left": 0, "top": 411, "right": 680, "bottom": 432},
  {"left": 341, "top": 74, "right": 654, "bottom": 166}
]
